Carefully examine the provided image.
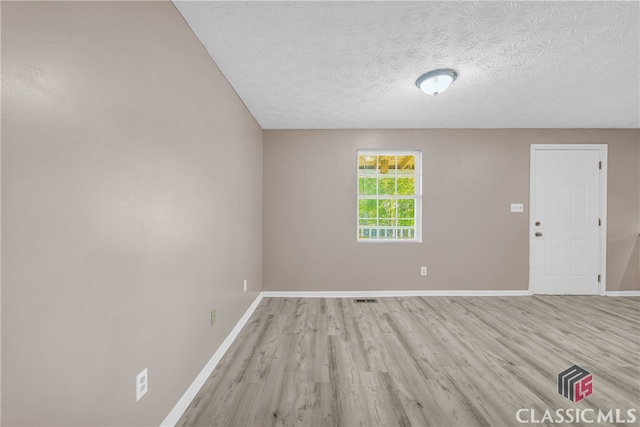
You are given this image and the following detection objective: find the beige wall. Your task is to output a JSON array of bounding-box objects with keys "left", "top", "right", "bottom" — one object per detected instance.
[
  {"left": 263, "top": 129, "right": 640, "bottom": 292},
  {"left": 1, "top": 2, "right": 262, "bottom": 426},
  {"left": 608, "top": 134, "right": 640, "bottom": 292}
]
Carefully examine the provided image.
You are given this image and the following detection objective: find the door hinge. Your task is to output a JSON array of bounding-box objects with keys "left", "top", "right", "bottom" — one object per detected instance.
[
  {"left": 598, "top": 274, "right": 601, "bottom": 283},
  {"left": 598, "top": 218, "right": 602, "bottom": 226},
  {"left": 599, "top": 161, "right": 602, "bottom": 170}
]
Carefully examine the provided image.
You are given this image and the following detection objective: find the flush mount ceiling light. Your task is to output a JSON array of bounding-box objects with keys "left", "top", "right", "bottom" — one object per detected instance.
[{"left": 415, "top": 69, "right": 458, "bottom": 96}]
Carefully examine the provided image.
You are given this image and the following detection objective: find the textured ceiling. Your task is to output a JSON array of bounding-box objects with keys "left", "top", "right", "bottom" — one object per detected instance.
[{"left": 174, "top": 1, "right": 640, "bottom": 129}]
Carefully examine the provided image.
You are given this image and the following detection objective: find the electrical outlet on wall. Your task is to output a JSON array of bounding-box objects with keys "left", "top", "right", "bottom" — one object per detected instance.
[
  {"left": 421, "top": 266, "right": 428, "bottom": 276},
  {"left": 136, "top": 368, "right": 148, "bottom": 401},
  {"left": 243, "top": 279, "right": 248, "bottom": 292},
  {"left": 511, "top": 203, "right": 524, "bottom": 213}
]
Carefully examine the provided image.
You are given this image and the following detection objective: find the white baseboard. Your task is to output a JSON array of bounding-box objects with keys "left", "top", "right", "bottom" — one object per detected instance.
[
  {"left": 261, "top": 290, "right": 532, "bottom": 298},
  {"left": 160, "top": 293, "right": 264, "bottom": 427},
  {"left": 606, "top": 291, "right": 640, "bottom": 297}
]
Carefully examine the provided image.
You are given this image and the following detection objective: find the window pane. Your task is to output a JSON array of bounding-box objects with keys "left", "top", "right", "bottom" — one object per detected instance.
[
  {"left": 398, "top": 228, "right": 413, "bottom": 239},
  {"left": 397, "top": 177, "right": 415, "bottom": 195},
  {"left": 398, "top": 219, "right": 415, "bottom": 227},
  {"left": 359, "top": 155, "right": 377, "bottom": 175},
  {"left": 378, "top": 155, "right": 395, "bottom": 174},
  {"left": 358, "top": 199, "right": 376, "bottom": 218},
  {"left": 358, "top": 177, "right": 377, "bottom": 195},
  {"left": 379, "top": 177, "right": 396, "bottom": 195},
  {"left": 359, "top": 219, "right": 376, "bottom": 226},
  {"left": 379, "top": 219, "right": 394, "bottom": 226},
  {"left": 398, "top": 199, "right": 415, "bottom": 219},
  {"left": 397, "top": 155, "right": 415, "bottom": 172},
  {"left": 378, "top": 199, "right": 397, "bottom": 219}
]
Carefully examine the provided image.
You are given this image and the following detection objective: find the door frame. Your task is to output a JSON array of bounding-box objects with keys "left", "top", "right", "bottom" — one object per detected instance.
[{"left": 529, "top": 144, "right": 608, "bottom": 295}]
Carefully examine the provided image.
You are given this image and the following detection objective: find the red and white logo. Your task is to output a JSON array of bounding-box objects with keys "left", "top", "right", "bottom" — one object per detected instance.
[{"left": 558, "top": 365, "right": 593, "bottom": 403}]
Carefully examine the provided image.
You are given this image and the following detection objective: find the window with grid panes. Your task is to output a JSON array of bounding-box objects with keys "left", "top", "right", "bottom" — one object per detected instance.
[{"left": 357, "top": 151, "right": 421, "bottom": 242}]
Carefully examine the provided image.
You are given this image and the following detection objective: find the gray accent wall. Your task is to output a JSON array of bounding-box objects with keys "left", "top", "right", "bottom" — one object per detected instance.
[
  {"left": 263, "top": 129, "right": 639, "bottom": 292},
  {"left": 1, "top": 2, "right": 262, "bottom": 425}
]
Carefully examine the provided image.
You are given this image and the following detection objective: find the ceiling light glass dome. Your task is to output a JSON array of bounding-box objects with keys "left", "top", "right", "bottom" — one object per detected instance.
[{"left": 416, "top": 69, "right": 458, "bottom": 96}]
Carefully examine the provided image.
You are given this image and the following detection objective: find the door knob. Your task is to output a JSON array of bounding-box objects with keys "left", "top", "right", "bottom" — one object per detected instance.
[
  {"left": 535, "top": 221, "right": 541, "bottom": 226},
  {"left": 535, "top": 232, "right": 543, "bottom": 237}
]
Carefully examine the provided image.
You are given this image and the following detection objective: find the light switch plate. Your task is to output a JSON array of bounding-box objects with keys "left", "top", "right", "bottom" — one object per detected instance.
[{"left": 511, "top": 203, "right": 524, "bottom": 213}]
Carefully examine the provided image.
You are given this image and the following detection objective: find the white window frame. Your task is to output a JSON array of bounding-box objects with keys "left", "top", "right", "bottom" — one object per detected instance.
[{"left": 356, "top": 150, "right": 422, "bottom": 243}]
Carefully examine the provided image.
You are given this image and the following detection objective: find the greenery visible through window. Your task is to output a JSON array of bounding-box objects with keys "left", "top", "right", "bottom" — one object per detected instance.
[{"left": 357, "top": 150, "right": 421, "bottom": 241}]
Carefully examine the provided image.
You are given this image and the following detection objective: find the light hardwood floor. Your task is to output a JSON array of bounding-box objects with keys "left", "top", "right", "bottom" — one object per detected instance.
[{"left": 177, "top": 296, "right": 640, "bottom": 427}]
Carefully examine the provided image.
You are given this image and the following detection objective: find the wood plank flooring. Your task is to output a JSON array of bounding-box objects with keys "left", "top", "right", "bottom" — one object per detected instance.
[{"left": 177, "top": 296, "right": 640, "bottom": 427}]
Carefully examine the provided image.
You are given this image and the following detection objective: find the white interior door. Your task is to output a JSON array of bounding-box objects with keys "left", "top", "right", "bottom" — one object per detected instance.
[{"left": 530, "top": 145, "right": 606, "bottom": 295}]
